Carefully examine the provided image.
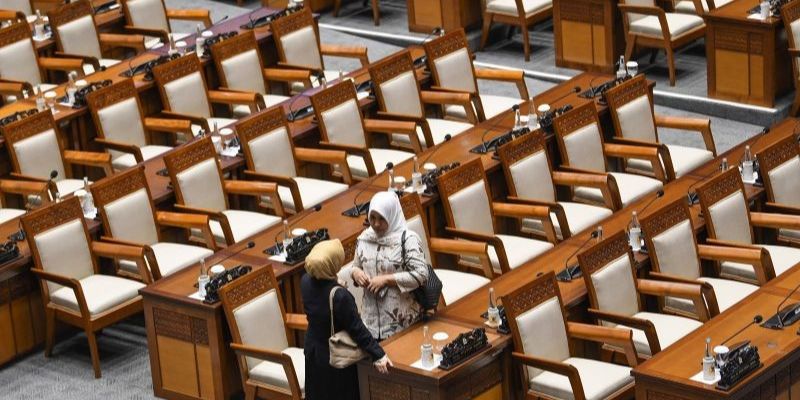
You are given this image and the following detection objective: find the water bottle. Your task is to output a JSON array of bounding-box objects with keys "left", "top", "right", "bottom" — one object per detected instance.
[
  {"left": 741, "top": 145, "right": 754, "bottom": 182},
  {"left": 628, "top": 211, "right": 641, "bottom": 252},
  {"left": 420, "top": 325, "right": 434, "bottom": 367}
]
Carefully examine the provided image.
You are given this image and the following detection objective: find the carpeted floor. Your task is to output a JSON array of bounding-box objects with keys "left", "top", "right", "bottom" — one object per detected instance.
[{"left": 0, "top": 1, "right": 771, "bottom": 398}]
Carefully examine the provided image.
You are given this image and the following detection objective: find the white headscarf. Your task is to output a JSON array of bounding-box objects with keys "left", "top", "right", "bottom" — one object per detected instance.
[{"left": 367, "top": 191, "right": 406, "bottom": 239}]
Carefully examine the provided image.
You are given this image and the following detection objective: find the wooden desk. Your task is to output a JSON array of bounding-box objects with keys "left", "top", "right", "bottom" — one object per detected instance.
[
  {"left": 553, "top": 0, "right": 624, "bottom": 73},
  {"left": 407, "top": 0, "right": 482, "bottom": 33},
  {"left": 706, "top": 0, "right": 792, "bottom": 107}
]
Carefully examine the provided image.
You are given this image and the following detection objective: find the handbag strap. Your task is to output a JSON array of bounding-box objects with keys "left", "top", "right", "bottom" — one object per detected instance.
[
  {"left": 329, "top": 286, "right": 341, "bottom": 336},
  {"left": 400, "top": 230, "right": 423, "bottom": 287}
]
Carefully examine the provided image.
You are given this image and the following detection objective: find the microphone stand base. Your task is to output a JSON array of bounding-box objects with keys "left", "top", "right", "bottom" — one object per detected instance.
[
  {"left": 342, "top": 202, "right": 370, "bottom": 217},
  {"left": 556, "top": 265, "right": 582, "bottom": 282},
  {"left": 762, "top": 303, "right": 800, "bottom": 329}
]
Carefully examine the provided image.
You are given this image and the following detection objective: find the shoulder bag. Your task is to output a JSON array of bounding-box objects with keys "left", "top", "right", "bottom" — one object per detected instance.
[{"left": 328, "top": 286, "right": 366, "bottom": 368}]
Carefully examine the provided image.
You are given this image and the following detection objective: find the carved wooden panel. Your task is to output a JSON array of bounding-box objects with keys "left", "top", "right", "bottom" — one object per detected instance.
[
  {"left": 576, "top": 231, "right": 630, "bottom": 276},
  {"left": 605, "top": 74, "right": 649, "bottom": 110},
  {"left": 270, "top": 7, "right": 313, "bottom": 37},
  {"left": 21, "top": 197, "right": 83, "bottom": 237},
  {"left": 423, "top": 29, "right": 469, "bottom": 60},
  {"left": 368, "top": 51, "right": 414, "bottom": 87},
  {"left": 163, "top": 136, "right": 216, "bottom": 174},
  {"left": 367, "top": 376, "right": 416, "bottom": 400},
  {"left": 310, "top": 81, "right": 357, "bottom": 114},
  {"left": 48, "top": 0, "right": 93, "bottom": 28},
  {"left": 8, "top": 273, "right": 32, "bottom": 301},
  {"left": 715, "top": 28, "right": 750, "bottom": 53},
  {"left": 559, "top": 0, "right": 604, "bottom": 24},
  {"left": 86, "top": 79, "right": 137, "bottom": 111},
  {"left": 342, "top": 233, "right": 359, "bottom": 263},
  {"left": 553, "top": 101, "right": 598, "bottom": 136},
  {"left": 503, "top": 272, "right": 560, "bottom": 321},
  {"left": 0, "top": 282, "right": 7, "bottom": 306},
  {"left": 436, "top": 158, "right": 484, "bottom": 200},
  {"left": 219, "top": 268, "right": 278, "bottom": 311},
  {"left": 785, "top": 0, "right": 800, "bottom": 28},
  {"left": 210, "top": 30, "right": 257, "bottom": 64},
  {"left": 639, "top": 199, "right": 691, "bottom": 240},
  {"left": 497, "top": 131, "right": 547, "bottom": 167},
  {"left": 152, "top": 307, "right": 208, "bottom": 345},
  {"left": 696, "top": 168, "right": 743, "bottom": 209},
  {"left": 644, "top": 390, "right": 692, "bottom": 400},
  {"left": 235, "top": 106, "right": 287, "bottom": 146},
  {"left": 468, "top": 360, "right": 502, "bottom": 397},
  {"left": 1, "top": 110, "right": 55, "bottom": 145},
  {"left": 0, "top": 22, "right": 32, "bottom": 48},
  {"left": 757, "top": 134, "right": 799, "bottom": 177},
  {"left": 399, "top": 192, "right": 422, "bottom": 220},
  {"left": 153, "top": 53, "right": 201, "bottom": 86},
  {"left": 91, "top": 166, "right": 148, "bottom": 208}
]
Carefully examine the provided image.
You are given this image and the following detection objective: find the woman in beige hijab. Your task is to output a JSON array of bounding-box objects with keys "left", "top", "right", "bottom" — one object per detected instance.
[{"left": 301, "top": 239, "right": 391, "bottom": 400}]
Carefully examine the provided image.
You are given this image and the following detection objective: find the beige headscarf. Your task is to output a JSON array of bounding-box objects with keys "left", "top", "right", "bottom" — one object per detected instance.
[{"left": 304, "top": 239, "right": 345, "bottom": 281}]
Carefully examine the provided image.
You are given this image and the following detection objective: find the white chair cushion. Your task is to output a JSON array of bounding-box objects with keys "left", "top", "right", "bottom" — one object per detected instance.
[
  {"left": 119, "top": 242, "right": 213, "bottom": 277},
  {"left": 445, "top": 94, "right": 523, "bottom": 121},
  {"left": 222, "top": 49, "right": 266, "bottom": 94},
  {"left": 176, "top": 158, "right": 227, "bottom": 211},
  {"left": 210, "top": 209, "right": 280, "bottom": 244},
  {"left": 721, "top": 245, "right": 800, "bottom": 278},
  {"left": 435, "top": 269, "right": 489, "bottom": 305},
  {"left": 320, "top": 98, "right": 368, "bottom": 147},
  {"left": 274, "top": 177, "right": 348, "bottom": 213},
  {"left": 675, "top": 0, "right": 732, "bottom": 13},
  {"left": 530, "top": 357, "right": 633, "bottom": 400},
  {"left": 516, "top": 297, "right": 571, "bottom": 378},
  {"left": 12, "top": 128, "right": 65, "bottom": 181},
  {"left": 0, "top": 208, "right": 25, "bottom": 225},
  {"left": 707, "top": 191, "right": 752, "bottom": 244},
  {"left": 55, "top": 179, "right": 86, "bottom": 197},
  {"left": 50, "top": 274, "right": 144, "bottom": 316},
  {"left": 487, "top": 0, "right": 552, "bottom": 17},
  {"left": 127, "top": 0, "right": 169, "bottom": 31},
  {"left": 627, "top": 144, "right": 713, "bottom": 178},
  {"left": 343, "top": 148, "right": 413, "bottom": 179},
  {"left": 629, "top": 13, "right": 705, "bottom": 39},
  {"left": 233, "top": 289, "right": 290, "bottom": 369},
  {"left": 0, "top": 38, "right": 41, "bottom": 86},
  {"left": 112, "top": 145, "right": 172, "bottom": 170},
  {"left": 486, "top": 234, "right": 553, "bottom": 271},
  {"left": 590, "top": 254, "right": 640, "bottom": 322},
  {"left": 432, "top": 48, "right": 476, "bottom": 94},
  {"left": 249, "top": 347, "right": 306, "bottom": 397},
  {"left": 104, "top": 187, "right": 158, "bottom": 245},
  {"left": 563, "top": 122, "right": 606, "bottom": 172},
  {"left": 34, "top": 219, "right": 93, "bottom": 293},
  {"left": 574, "top": 172, "right": 662, "bottom": 208},
  {"left": 145, "top": 32, "right": 190, "bottom": 50},
  {"left": 58, "top": 15, "right": 102, "bottom": 59},
  {"left": 768, "top": 156, "right": 800, "bottom": 206},
  {"left": 280, "top": 25, "right": 322, "bottom": 70},
  {"left": 651, "top": 219, "right": 700, "bottom": 279},
  {"left": 164, "top": 71, "right": 210, "bottom": 118},
  {"left": 392, "top": 118, "right": 472, "bottom": 148},
  {"left": 247, "top": 127, "right": 297, "bottom": 178},
  {"left": 522, "top": 201, "right": 613, "bottom": 239},
  {"left": 666, "top": 277, "right": 757, "bottom": 314},
  {"left": 622, "top": 311, "right": 702, "bottom": 356},
  {"left": 380, "top": 71, "right": 423, "bottom": 118},
  {"left": 449, "top": 181, "right": 494, "bottom": 236},
  {"left": 616, "top": 95, "right": 656, "bottom": 143},
  {"left": 190, "top": 118, "right": 238, "bottom": 137},
  {"left": 232, "top": 94, "right": 290, "bottom": 118},
  {"left": 82, "top": 59, "right": 120, "bottom": 75},
  {"left": 510, "top": 149, "right": 555, "bottom": 202},
  {"left": 96, "top": 97, "right": 148, "bottom": 157}
]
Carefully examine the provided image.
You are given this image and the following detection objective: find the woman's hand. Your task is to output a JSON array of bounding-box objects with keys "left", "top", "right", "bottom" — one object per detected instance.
[
  {"left": 366, "top": 275, "right": 392, "bottom": 294},
  {"left": 374, "top": 355, "right": 393, "bottom": 374},
  {"left": 351, "top": 268, "right": 370, "bottom": 287}
]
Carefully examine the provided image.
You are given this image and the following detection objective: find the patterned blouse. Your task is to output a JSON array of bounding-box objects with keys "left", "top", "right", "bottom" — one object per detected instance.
[{"left": 353, "top": 228, "right": 429, "bottom": 340}]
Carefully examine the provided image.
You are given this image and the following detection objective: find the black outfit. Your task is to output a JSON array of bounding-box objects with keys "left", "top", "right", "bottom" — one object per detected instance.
[{"left": 301, "top": 274, "right": 384, "bottom": 400}]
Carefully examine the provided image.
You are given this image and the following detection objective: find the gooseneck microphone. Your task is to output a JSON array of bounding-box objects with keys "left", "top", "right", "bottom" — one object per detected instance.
[
  {"left": 556, "top": 227, "right": 602, "bottom": 282},
  {"left": 286, "top": 92, "right": 313, "bottom": 122},
  {"left": 687, "top": 160, "right": 724, "bottom": 205},
  {"left": 638, "top": 189, "right": 664, "bottom": 217},
  {"left": 216, "top": 241, "right": 255, "bottom": 265},
  {"left": 420, "top": 134, "right": 453, "bottom": 166},
  {"left": 722, "top": 315, "right": 763, "bottom": 345},
  {"left": 46, "top": 170, "right": 58, "bottom": 202},
  {"left": 550, "top": 86, "right": 581, "bottom": 107},
  {"left": 763, "top": 279, "right": 800, "bottom": 329},
  {"left": 479, "top": 106, "right": 517, "bottom": 153},
  {"left": 344, "top": 183, "right": 373, "bottom": 218},
  {"left": 274, "top": 204, "right": 323, "bottom": 244}
]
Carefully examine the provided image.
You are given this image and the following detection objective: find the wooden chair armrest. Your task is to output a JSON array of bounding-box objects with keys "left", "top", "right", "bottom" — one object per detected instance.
[
  {"left": 363, "top": 118, "right": 423, "bottom": 154},
  {"left": 445, "top": 226, "right": 512, "bottom": 273},
  {"left": 285, "top": 313, "right": 309, "bottom": 331},
  {"left": 230, "top": 342, "right": 303, "bottom": 395},
  {"left": 654, "top": 114, "right": 716, "bottom": 155},
  {"left": 603, "top": 143, "right": 667, "bottom": 181},
  {"left": 318, "top": 141, "right": 370, "bottom": 158},
  {"left": 790, "top": 48, "right": 800, "bottom": 57},
  {"left": 224, "top": 179, "right": 285, "bottom": 217},
  {"left": 750, "top": 212, "right": 800, "bottom": 230},
  {"left": 155, "top": 211, "right": 217, "bottom": 251},
  {"left": 123, "top": 26, "right": 168, "bottom": 44},
  {"left": 567, "top": 322, "right": 638, "bottom": 367},
  {"left": 263, "top": 67, "right": 313, "bottom": 84},
  {"left": 144, "top": 116, "right": 192, "bottom": 135},
  {"left": 618, "top": 4, "right": 670, "bottom": 38},
  {"left": 293, "top": 147, "right": 353, "bottom": 185},
  {"left": 98, "top": 33, "right": 145, "bottom": 53},
  {"left": 588, "top": 308, "right": 661, "bottom": 354},
  {"left": 91, "top": 241, "right": 151, "bottom": 283},
  {"left": 474, "top": 68, "right": 528, "bottom": 99},
  {"left": 9, "top": 172, "right": 47, "bottom": 183},
  {"left": 375, "top": 110, "right": 425, "bottom": 124},
  {"left": 159, "top": 111, "right": 209, "bottom": 132},
  {"left": 512, "top": 352, "right": 583, "bottom": 394},
  {"left": 54, "top": 52, "right": 100, "bottom": 71},
  {"left": 0, "top": 10, "right": 25, "bottom": 21},
  {"left": 94, "top": 138, "right": 143, "bottom": 164},
  {"left": 319, "top": 43, "right": 369, "bottom": 66},
  {"left": 648, "top": 271, "right": 721, "bottom": 316},
  {"left": 174, "top": 204, "right": 234, "bottom": 244},
  {"left": 637, "top": 278, "right": 710, "bottom": 320},
  {"left": 551, "top": 170, "right": 619, "bottom": 210},
  {"left": 31, "top": 268, "right": 81, "bottom": 290},
  {"left": 765, "top": 202, "right": 800, "bottom": 214},
  {"left": 494, "top": 200, "right": 559, "bottom": 242},
  {"left": 63, "top": 150, "right": 113, "bottom": 176},
  {"left": 505, "top": 196, "right": 567, "bottom": 240},
  {"left": 429, "top": 237, "right": 494, "bottom": 279},
  {"left": 38, "top": 57, "right": 85, "bottom": 75},
  {"left": 0, "top": 179, "right": 47, "bottom": 199},
  {"left": 166, "top": 8, "right": 211, "bottom": 27},
  {"left": 0, "top": 80, "right": 27, "bottom": 97},
  {"left": 208, "top": 89, "right": 260, "bottom": 108},
  {"left": 419, "top": 90, "right": 477, "bottom": 123},
  {"left": 697, "top": 244, "right": 773, "bottom": 284},
  {"left": 242, "top": 170, "right": 295, "bottom": 214}
]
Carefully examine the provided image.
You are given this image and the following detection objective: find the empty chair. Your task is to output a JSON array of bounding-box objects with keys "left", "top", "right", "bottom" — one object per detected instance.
[
  {"left": 696, "top": 168, "right": 800, "bottom": 279},
  {"left": 0, "top": 179, "right": 49, "bottom": 223},
  {"left": 86, "top": 79, "right": 186, "bottom": 171},
  {"left": 369, "top": 50, "right": 475, "bottom": 149},
  {"left": 673, "top": 0, "right": 733, "bottom": 14},
  {"left": 498, "top": 132, "right": 614, "bottom": 240},
  {"left": 91, "top": 167, "right": 216, "bottom": 281},
  {"left": 219, "top": 267, "right": 307, "bottom": 399},
  {"left": 424, "top": 29, "right": 528, "bottom": 121},
  {"left": 757, "top": 134, "right": 800, "bottom": 246},
  {"left": 479, "top": 0, "right": 554, "bottom": 62},
  {"left": 504, "top": 271, "right": 637, "bottom": 399},
  {"left": 164, "top": 136, "right": 284, "bottom": 246},
  {"left": 311, "top": 81, "right": 418, "bottom": 180},
  {"left": 120, "top": 0, "right": 210, "bottom": 49},
  {"left": 23, "top": 197, "right": 149, "bottom": 378},
  {"left": 553, "top": 101, "right": 664, "bottom": 209},
  {"left": 236, "top": 106, "right": 351, "bottom": 215},
  {"left": 641, "top": 199, "right": 771, "bottom": 314},
  {"left": 579, "top": 231, "right": 708, "bottom": 357},
  {"left": 1, "top": 110, "right": 113, "bottom": 197},
  {"left": 437, "top": 158, "right": 556, "bottom": 274}
]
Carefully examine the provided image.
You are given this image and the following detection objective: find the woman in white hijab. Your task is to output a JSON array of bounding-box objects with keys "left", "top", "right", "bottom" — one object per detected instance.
[{"left": 351, "top": 191, "right": 429, "bottom": 340}]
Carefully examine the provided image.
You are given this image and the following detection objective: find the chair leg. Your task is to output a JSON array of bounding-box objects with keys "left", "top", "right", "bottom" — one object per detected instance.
[
  {"left": 792, "top": 92, "right": 800, "bottom": 117},
  {"left": 665, "top": 46, "right": 676, "bottom": 86},
  {"left": 244, "top": 385, "right": 256, "bottom": 400},
  {"left": 371, "top": 0, "right": 380, "bottom": 25},
  {"left": 522, "top": 25, "right": 531, "bottom": 62},
  {"left": 86, "top": 330, "right": 102, "bottom": 379},
  {"left": 479, "top": 13, "right": 493, "bottom": 51},
  {"left": 333, "top": 0, "right": 341, "bottom": 17},
  {"left": 624, "top": 36, "right": 636, "bottom": 61},
  {"left": 44, "top": 307, "right": 55, "bottom": 358}
]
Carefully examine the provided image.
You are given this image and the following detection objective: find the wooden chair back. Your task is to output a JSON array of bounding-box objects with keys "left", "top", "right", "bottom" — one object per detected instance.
[
  {"left": 436, "top": 158, "right": 497, "bottom": 237},
  {"left": 210, "top": 31, "right": 267, "bottom": 94},
  {"left": 604, "top": 75, "right": 659, "bottom": 143},
  {"left": 0, "top": 22, "right": 43, "bottom": 86},
  {"left": 552, "top": 101, "right": 608, "bottom": 174},
  {"left": 368, "top": 50, "right": 425, "bottom": 119},
  {"left": 48, "top": 0, "right": 102, "bottom": 58},
  {"left": 270, "top": 8, "right": 324, "bottom": 72},
  {"left": 310, "top": 81, "right": 369, "bottom": 148},
  {"left": 0, "top": 109, "right": 69, "bottom": 180},
  {"left": 120, "top": 0, "right": 171, "bottom": 33},
  {"left": 696, "top": 167, "right": 754, "bottom": 245},
  {"left": 163, "top": 136, "right": 228, "bottom": 210},
  {"left": 91, "top": 166, "right": 161, "bottom": 244},
  {"left": 235, "top": 106, "right": 298, "bottom": 177},
  {"left": 756, "top": 134, "right": 800, "bottom": 205},
  {"left": 782, "top": 1, "right": 800, "bottom": 83},
  {"left": 496, "top": 132, "right": 556, "bottom": 202},
  {"left": 152, "top": 54, "right": 212, "bottom": 118},
  {"left": 85, "top": 79, "right": 148, "bottom": 147},
  {"left": 577, "top": 231, "right": 643, "bottom": 316},
  {"left": 639, "top": 199, "right": 702, "bottom": 279}
]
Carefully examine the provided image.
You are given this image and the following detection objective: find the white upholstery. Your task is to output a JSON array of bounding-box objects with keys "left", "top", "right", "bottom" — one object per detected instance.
[
  {"left": 721, "top": 245, "right": 800, "bottom": 279},
  {"left": 222, "top": 49, "right": 266, "bottom": 94},
  {"left": 392, "top": 118, "right": 472, "bottom": 148},
  {"left": 624, "top": 0, "right": 656, "bottom": 22},
  {"left": 344, "top": 149, "right": 413, "bottom": 179},
  {"left": 232, "top": 94, "right": 290, "bottom": 118},
  {"left": 574, "top": 172, "right": 662, "bottom": 208},
  {"left": 530, "top": 357, "right": 633, "bottom": 400},
  {"left": 50, "top": 274, "right": 144, "bottom": 315},
  {"left": 104, "top": 188, "right": 158, "bottom": 245},
  {"left": 97, "top": 98, "right": 147, "bottom": 154},
  {"left": 0, "top": 208, "right": 24, "bottom": 225},
  {"left": 487, "top": 234, "right": 552, "bottom": 271},
  {"left": 249, "top": 347, "right": 306, "bottom": 397},
  {"left": 0, "top": 38, "right": 41, "bottom": 86},
  {"left": 435, "top": 268, "right": 489, "bottom": 305},
  {"left": 119, "top": 242, "right": 213, "bottom": 277},
  {"left": 126, "top": 0, "right": 169, "bottom": 32},
  {"left": 233, "top": 289, "right": 289, "bottom": 370},
  {"left": 629, "top": 13, "right": 705, "bottom": 39},
  {"left": 487, "top": 0, "right": 552, "bottom": 17},
  {"left": 144, "top": 32, "right": 190, "bottom": 50},
  {"left": 622, "top": 311, "right": 702, "bottom": 355},
  {"left": 321, "top": 99, "right": 367, "bottom": 147},
  {"left": 111, "top": 145, "right": 172, "bottom": 170},
  {"left": 290, "top": 70, "right": 339, "bottom": 93},
  {"left": 616, "top": 95, "right": 656, "bottom": 143},
  {"left": 58, "top": 15, "right": 102, "bottom": 59},
  {"left": 510, "top": 150, "right": 555, "bottom": 201},
  {"left": 590, "top": 255, "right": 639, "bottom": 323},
  {"left": 55, "top": 179, "right": 86, "bottom": 197},
  {"left": 516, "top": 297, "right": 570, "bottom": 378},
  {"left": 0, "top": 0, "right": 32, "bottom": 14},
  {"left": 792, "top": 20, "right": 800, "bottom": 69},
  {"left": 768, "top": 156, "right": 800, "bottom": 206},
  {"left": 627, "top": 144, "right": 713, "bottom": 178},
  {"left": 651, "top": 220, "right": 700, "bottom": 280},
  {"left": 522, "top": 202, "right": 612, "bottom": 239},
  {"left": 667, "top": 277, "right": 757, "bottom": 313},
  {"left": 34, "top": 219, "right": 93, "bottom": 294},
  {"left": 449, "top": 181, "right": 493, "bottom": 235},
  {"left": 210, "top": 209, "right": 279, "bottom": 243},
  {"left": 248, "top": 127, "right": 297, "bottom": 178},
  {"left": 190, "top": 118, "right": 238, "bottom": 137},
  {"left": 563, "top": 122, "right": 606, "bottom": 172},
  {"left": 176, "top": 158, "right": 227, "bottom": 211},
  {"left": 12, "top": 128, "right": 65, "bottom": 180},
  {"left": 3, "top": 83, "right": 56, "bottom": 104},
  {"left": 445, "top": 94, "right": 523, "bottom": 120},
  {"left": 380, "top": 71, "right": 423, "bottom": 117},
  {"left": 82, "top": 59, "right": 119, "bottom": 75},
  {"left": 280, "top": 25, "right": 322, "bottom": 70},
  {"left": 675, "top": 0, "right": 733, "bottom": 13},
  {"left": 707, "top": 191, "right": 752, "bottom": 244},
  {"left": 275, "top": 177, "right": 348, "bottom": 213},
  {"left": 432, "top": 48, "right": 476, "bottom": 93},
  {"left": 164, "top": 71, "right": 210, "bottom": 118}
]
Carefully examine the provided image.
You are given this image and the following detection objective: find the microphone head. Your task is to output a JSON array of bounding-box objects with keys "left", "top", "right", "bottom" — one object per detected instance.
[
  {"left": 656, "top": 189, "right": 665, "bottom": 197},
  {"left": 754, "top": 315, "right": 763, "bottom": 323},
  {"left": 573, "top": 86, "right": 581, "bottom": 93},
  {"left": 246, "top": 241, "right": 255, "bottom": 249},
  {"left": 50, "top": 170, "right": 58, "bottom": 179},
  {"left": 312, "top": 204, "right": 322, "bottom": 212},
  {"left": 511, "top": 104, "right": 520, "bottom": 111},
  {"left": 386, "top": 162, "right": 394, "bottom": 170},
  {"left": 444, "top": 134, "right": 452, "bottom": 142}
]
